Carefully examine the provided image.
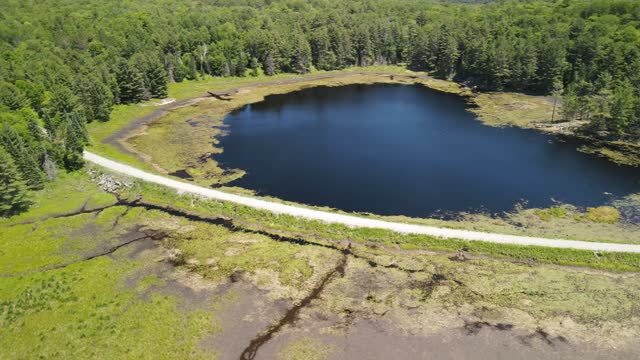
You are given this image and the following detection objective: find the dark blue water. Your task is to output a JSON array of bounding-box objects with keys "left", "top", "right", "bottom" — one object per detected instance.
[{"left": 214, "top": 84, "right": 640, "bottom": 217}]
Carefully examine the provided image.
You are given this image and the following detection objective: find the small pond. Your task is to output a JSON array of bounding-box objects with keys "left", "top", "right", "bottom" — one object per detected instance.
[{"left": 214, "top": 83, "right": 640, "bottom": 217}]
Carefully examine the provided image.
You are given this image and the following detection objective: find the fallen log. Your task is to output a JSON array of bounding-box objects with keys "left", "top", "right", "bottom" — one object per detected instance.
[{"left": 207, "top": 91, "right": 233, "bottom": 101}]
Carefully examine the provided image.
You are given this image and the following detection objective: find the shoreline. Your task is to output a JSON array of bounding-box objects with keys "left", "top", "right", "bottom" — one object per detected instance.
[
  {"left": 90, "top": 71, "right": 640, "bottom": 244},
  {"left": 102, "top": 71, "right": 640, "bottom": 169}
]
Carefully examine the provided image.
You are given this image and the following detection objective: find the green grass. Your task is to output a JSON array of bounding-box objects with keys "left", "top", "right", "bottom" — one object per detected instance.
[
  {"left": 0, "top": 172, "right": 116, "bottom": 227},
  {"left": 123, "top": 180, "right": 640, "bottom": 272},
  {"left": 535, "top": 206, "right": 569, "bottom": 221},
  {"left": 172, "top": 220, "right": 336, "bottom": 298},
  {"left": 87, "top": 104, "right": 159, "bottom": 170},
  {"left": 0, "top": 258, "right": 217, "bottom": 359},
  {"left": 0, "top": 182, "right": 220, "bottom": 359}
]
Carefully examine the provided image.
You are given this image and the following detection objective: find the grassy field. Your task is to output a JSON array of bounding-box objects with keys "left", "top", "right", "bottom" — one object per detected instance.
[{"left": 0, "top": 174, "right": 218, "bottom": 359}]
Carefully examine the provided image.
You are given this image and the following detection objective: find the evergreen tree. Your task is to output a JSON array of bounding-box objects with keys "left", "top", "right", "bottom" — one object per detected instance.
[
  {"left": 115, "top": 60, "right": 145, "bottom": 104},
  {"left": 182, "top": 54, "right": 199, "bottom": 81},
  {"left": 148, "top": 65, "right": 168, "bottom": 98},
  {"left": 250, "top": 57, "right": 259, "bottom": 77},
  {"left": 234, "top": 53, "right": 247, "bottom": 77},
  {"left": 608, "top": 81, "right": 635, "bottom": 135},
  {"left": 263, "top": 53, "right": 276, "bottom": 76},
  {"left": 311, "top": 28, "right": 335, "bottom": 71},
  {"left": 0, "top": 82, "right": 29, "bottom": 110},
  {"left": 433, "top": 29, "right": 459, "bottom": 79},
  {"left": 354, "top": 25, "right": 372, "bottom": 67},
  {"left": 76, "top": 75, "right": 113, "bottom": 122},
  {"left": 291, "top": 34, "right": 312, "bottom": 74},
  {"left": 14, "top": 80, "right": 45, "bottom": 114},
  {"left": 62, "top": 112, "right": 87, "bottom": 170},
  {"left": 47, "top": 85, "right": 79, "bottom": 115},
  {"left": 0, "top": 125, "right": 45, "bottom": 190},
  {"left": 0, "top": 145, "right": 30, "bottom": 217},
  {"left": 329, "top": 24, "right": 352, "bottom": 68},
  {"left": 26, "top": 114, "right": 45, "bottom": 142},
  {"left": 562, "top": 84, "right": 580, "bottom": 121},
  {"left": 42, "top": 114, "right": 57, "bottom": 140},
  {"left": 550, "top": 80, "right": 564, "bottom": 123},
  {"left": 173, "top": 55, "right": 188, "bottom": 83}
]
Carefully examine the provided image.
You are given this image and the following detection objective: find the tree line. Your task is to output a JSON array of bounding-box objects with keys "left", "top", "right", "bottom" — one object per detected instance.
[{"left": 1, "top": 0, "right": 640, "bottom": 215}]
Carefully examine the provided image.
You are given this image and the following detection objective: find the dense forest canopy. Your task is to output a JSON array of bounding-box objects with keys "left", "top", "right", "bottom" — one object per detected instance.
[{"left": 1, "top": 0, "right": 640, "bottom": 214}]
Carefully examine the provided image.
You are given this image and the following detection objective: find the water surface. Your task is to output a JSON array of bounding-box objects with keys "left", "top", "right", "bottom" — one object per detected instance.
[{"left": 214, "top": 84, "right": 640, "bottom": 217}]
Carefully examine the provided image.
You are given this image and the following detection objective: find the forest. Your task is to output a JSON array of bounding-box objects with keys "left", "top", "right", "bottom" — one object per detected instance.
[{"left": 1, "top": 0, "right": 640, "bottom": 214}]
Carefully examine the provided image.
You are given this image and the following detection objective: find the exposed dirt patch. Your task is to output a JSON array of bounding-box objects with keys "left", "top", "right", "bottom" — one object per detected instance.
[
  {"left": 240, "top": 253, "right": 348, "bottom": 360},
  {"left": 200, "top": 282, "right": 292, "bottom": 360},
  {"left": 256, "top": 316, "right": 631, "bottom": 360}
]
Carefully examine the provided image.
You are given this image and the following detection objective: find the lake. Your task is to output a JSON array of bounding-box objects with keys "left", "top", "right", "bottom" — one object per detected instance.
[{"left": 214, "top": 83, "right": 640, "bottom": 217}]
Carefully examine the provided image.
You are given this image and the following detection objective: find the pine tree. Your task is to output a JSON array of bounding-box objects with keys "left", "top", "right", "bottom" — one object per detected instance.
[
  {"left": 63, "top": 112, "right": 87, "bottom": 170},
  {"left": 209, "top": 54, "right": 227, "bottom": 77},
  {"left": 0, "top": 145, "right": 30, "bottom": 217},
  {"left": 0, "top": 125, "right": 45, "bottom": 190},
  {"left": 115, "top": 61, "right": 145, "bottom": 104},
  {"left": 250, "top": 57, "right": 259, "bottom": 77},
  {"left": 76, "top": 76, "right": 113, "bottom": 122},
  {"left": 183, "top": 54, "right": 198, "bottom": 81},
  {"left": 234, "top": 53, "right": 247, "bottom": 77},
  {"left": 562, "top": 84, "right": 580, "bottom": 121},
  {"left": 14, "top": 80, "right": 46, "bottom": 114},
  {"left": 311, "top": 28, "right": 335, "bottom": 70},
  {"left": 291, "top": 34, "right": 312, "bottom": 74},
  {"left": 263, "top": 53, "right": 276, "bottom": 76},
  {"left": 608, "top": 81, "right": 635, "bottom": 135},
  {"left": 91, "top": 80, "right": 113, "bottom": 121},
  {"left": 433, "top": 29, "right": 459, "bottom": 80},
  {"left": 42, "top": 114, "right": 57, "bottom": 140},
  {"left": 0, "top": 82, "right": 29, "bottom": 110},
  {"left": 354, "top": 25, "right": 371, "bottom": 67},
  {"left": 48, "top": 85, "right": 79, "bottom": 115},
  {"left": 148, "top": 65, "right": 168, "bottom": 98},
  {"left": 27, "top": 114, "right": 44, "bottom": 142}
]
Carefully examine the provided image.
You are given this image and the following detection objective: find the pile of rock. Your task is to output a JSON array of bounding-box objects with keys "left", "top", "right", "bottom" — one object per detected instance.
[{"left": 87, "top": 168, "right": 133, "bottom": 192}]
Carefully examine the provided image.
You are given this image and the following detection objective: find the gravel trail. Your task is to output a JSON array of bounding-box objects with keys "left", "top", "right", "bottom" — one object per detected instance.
[{"left": 84, "top": 151, "right": 640, "bottom": 253}]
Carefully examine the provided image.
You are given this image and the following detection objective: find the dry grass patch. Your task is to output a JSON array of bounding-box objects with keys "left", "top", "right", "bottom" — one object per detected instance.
[{"left": 583, "top": 206, "right": 621, "bottom": 224}]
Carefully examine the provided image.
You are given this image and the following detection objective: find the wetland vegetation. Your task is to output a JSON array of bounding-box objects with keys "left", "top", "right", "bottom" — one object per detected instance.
[
  {"left": 2, "top": 170, "right": 640, "bottom": 359},
  {"left": 2, "top": 0, "right": 640, "bottom": 358}
]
